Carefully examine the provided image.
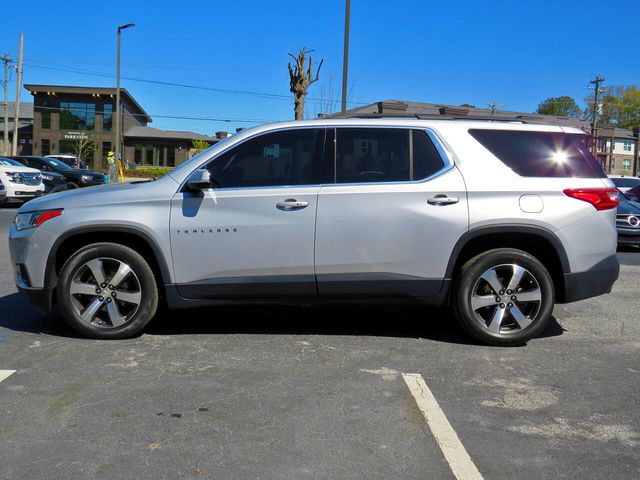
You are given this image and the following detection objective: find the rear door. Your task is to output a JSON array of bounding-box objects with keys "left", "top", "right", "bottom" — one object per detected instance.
[{"left": 315, "top": 127, "right": 468, "bottom": 297}]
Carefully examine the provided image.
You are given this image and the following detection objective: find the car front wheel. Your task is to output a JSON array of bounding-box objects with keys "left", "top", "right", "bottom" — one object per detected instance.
[
  {"left": 57, "top": 243, "right": 158, "bottom": 339},
  {"left": 452, "top": 248, "right": 554, "bottom": 346}
]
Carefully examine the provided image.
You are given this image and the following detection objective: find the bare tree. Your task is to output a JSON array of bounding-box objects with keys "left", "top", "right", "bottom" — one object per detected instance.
[
  {"left": 311, "top": 75, "right": 356, "bottom": 119},
  {"left": 288, "top": 48, "right": 323, "bottom": 120}
]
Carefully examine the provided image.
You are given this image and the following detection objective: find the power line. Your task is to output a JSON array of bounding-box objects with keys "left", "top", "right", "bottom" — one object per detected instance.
[{"left": 22, "top": 62, "right": 369, "bottom": 106}]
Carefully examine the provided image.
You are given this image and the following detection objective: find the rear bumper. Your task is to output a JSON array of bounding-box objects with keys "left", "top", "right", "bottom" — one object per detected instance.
[{"left": 560, "top": 255, "right": 620, "bottom": 303}]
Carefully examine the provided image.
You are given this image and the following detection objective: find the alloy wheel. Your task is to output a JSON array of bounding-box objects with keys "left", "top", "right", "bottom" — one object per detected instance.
[
  {"left": 69, "top": 257, "right": 142, "bottom": 329},
  {"left": 470, "top": 263, "right": 542, "bottom": 335}
]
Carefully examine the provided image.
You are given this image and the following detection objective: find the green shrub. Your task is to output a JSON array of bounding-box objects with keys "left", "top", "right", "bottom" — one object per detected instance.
[{"left": 127, "top": 167, "right": 173, "bottom": 176}]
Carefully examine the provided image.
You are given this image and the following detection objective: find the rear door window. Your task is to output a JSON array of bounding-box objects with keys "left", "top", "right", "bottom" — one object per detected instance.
[
  {"left": 468, "top": 129, "right": 606, "bottom": 178},
  {"left": 332, "top": 128, "right": 445, "bottom": 183}
]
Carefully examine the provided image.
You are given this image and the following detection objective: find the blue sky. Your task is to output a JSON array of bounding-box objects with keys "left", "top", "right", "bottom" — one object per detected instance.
[{"left": 1, "top": 0, "right": 638, "bottom": 135}]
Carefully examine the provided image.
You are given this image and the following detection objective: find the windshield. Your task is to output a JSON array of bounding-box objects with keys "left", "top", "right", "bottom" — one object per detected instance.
[
  {"left": 43, "top": 157, "right": 74, "bottom": 171},
  {"left": 0, "top": 158, "right": 24, "bottom": 167}
]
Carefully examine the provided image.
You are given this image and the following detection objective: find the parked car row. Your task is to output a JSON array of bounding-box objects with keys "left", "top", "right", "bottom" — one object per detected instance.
[
  {"left": 0, "top": 155, "right": 106, "bottom": 207},
  {"left": 608, "top": 176, "right": 640, "bottom": 247}
]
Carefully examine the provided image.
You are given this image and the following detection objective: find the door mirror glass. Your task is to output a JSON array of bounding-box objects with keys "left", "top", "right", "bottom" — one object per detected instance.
[{"left": 186, "top": 169, "right": 213, "bottom": 190}]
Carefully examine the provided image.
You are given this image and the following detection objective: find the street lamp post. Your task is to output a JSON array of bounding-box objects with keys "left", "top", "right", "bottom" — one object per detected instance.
[
  {"left": 341, "top": 0, "right": 351, "bottom": 114},
  {"left": 115, "top": 23, "right": 135, "bottom": 180}
]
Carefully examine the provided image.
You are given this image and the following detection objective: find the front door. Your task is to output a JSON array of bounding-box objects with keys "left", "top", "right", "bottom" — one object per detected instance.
[
  {"left": 170, "top": 128, "right": 325, "bottom": 298},
  {"left": 315, "top": 127, "right": 468, "bottom": 297}
]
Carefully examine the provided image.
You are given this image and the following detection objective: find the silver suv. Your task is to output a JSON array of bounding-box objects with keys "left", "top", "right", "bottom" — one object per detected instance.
[{"left": 9, "top": 119, "right": 620, "bottom": 345}]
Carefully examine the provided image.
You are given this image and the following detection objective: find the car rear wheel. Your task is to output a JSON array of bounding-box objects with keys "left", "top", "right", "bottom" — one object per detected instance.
[
  {"left": 66, "top": 182, "right": 79, "bottom": 189},
  {"left": 57, "top": 243, "right": 158, "bottom": 339},
  {"left": 452, "top": 248, "right": 554, "bottom": 346}
]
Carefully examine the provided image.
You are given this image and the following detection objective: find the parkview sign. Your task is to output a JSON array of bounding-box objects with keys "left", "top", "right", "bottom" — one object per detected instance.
[{"left": 63, "top": 131, "right": 89, "bottom": 140}]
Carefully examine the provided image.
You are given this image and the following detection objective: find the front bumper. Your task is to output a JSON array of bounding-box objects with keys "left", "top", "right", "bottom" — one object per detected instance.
[
  {"left": 617, "top": 228, "right": 640, "bottom": 246},
  {"left": 16, "top": 283, "right": 53, "bottom": 315},
  {"left": 561, "top": 255, "right": 620, "bottom": 303}
]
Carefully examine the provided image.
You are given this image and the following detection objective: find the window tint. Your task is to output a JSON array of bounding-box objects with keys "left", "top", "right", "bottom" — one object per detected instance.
[
  {"left": 413, "top": 130, "right": 445, "bottom": 179},
  {"left": 207, "top": 129, "right": 323, "bottom": 188},
  {"left": 335, "top": 128, "right": 409, "bottom": 183},
  {"left": 469, "top": 129, "right": 606, "bottom": 178},
  {"left": 333, "top": 128, "right": 445, "bottom": 183}
]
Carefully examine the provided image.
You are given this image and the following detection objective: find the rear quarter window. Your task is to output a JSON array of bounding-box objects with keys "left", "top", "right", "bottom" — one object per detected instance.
[{"left": 468, "top": 129, "right": 606, "bottom": 178}]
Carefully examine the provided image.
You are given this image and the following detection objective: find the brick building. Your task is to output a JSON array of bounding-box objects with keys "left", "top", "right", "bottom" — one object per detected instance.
[{"left": 25, "top": 84, "right": 218, "bottom": 170}]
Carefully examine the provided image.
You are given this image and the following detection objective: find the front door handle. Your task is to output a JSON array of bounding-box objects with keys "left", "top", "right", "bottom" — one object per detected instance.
[
  {"left": 276, "top": 199, "right": 309, "bottom": 211},
  {"left": 427, "top": 194, "right": 459, "bottom": 206}
]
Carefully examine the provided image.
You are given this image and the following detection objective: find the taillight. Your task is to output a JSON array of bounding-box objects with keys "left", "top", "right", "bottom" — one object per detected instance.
[{"left": 563, "top": 188, "right": 619, "bottom": 211}]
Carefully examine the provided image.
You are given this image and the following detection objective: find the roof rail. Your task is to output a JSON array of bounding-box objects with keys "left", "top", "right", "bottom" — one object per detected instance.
[{"left": 333, "top": 112, "right": 529, "bottom": 123}]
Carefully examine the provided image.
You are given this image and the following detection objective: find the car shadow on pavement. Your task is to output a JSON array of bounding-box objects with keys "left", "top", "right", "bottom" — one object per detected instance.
[
  {"left": 0, "top": 293, "right": 564, "bottom": 345},
  {"left": 146, "top": 303, "right": 565, "bottom": 346},
  {"left": 0, "top": 293, "right": 78, "bottom": 337}
]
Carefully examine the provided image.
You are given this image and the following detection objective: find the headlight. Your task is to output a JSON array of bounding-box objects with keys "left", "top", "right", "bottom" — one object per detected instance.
[
  {"left": 5, "top": 172, "right": 24, "bottom": 184},
  {"left": 81, "top": 175, "right": 93, "bottom": 182},
  {"left": 41, "top": 174, "right": 55, "bottom": 182},
  {"left": 14, "top": 209, "right": 63, "bottom": 231}
]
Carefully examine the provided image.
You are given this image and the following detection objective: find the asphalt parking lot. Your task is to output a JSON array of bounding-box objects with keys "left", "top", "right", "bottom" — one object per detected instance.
[{"left": 0, "top": 207, "right": 638, "bottom": 480}]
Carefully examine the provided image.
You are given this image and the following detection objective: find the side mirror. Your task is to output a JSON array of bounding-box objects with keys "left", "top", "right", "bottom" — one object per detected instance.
[{"left": 186, "top": 169, "right": 213, "bottom": 191}]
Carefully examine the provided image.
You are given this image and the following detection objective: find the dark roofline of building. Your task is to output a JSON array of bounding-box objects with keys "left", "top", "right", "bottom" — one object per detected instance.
[
  {"left": 124, "top": 125, "right": 218, "bottom": 142},
  {"left": 23, "top": 84, "right": 152, "bottom": 123}
]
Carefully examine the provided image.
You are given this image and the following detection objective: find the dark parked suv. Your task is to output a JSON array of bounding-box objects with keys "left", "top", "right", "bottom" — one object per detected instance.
[{"left": 9, "top": 156, "right": 106, "bottom": 189}]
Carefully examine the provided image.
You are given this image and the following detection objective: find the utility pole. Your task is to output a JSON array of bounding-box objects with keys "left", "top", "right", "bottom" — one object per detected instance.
[
  {"left": 115, "top": 23, "right": 135, "bottom": 178},
  {"left": 11, "top": 33, "right": 23, "bottom": 156},
  {"left": 589, "top": 74, "right": 605, "bottom": 157},
  {"left": 485, "top": 102, "right": 505, "bottom": 117},
  {"left": 340, "top": 0, "right": 351, "bottom": 114},
  {"left": 1, "top": 54, "right": 11, "bottom": 156}
]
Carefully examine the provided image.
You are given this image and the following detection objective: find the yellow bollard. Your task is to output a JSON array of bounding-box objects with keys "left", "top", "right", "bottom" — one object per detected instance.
[{"left": 118, "top": 160, "right": 125, "bottom": 183}]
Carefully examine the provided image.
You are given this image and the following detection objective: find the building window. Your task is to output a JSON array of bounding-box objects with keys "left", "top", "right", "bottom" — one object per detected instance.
[
  {"left": 41, "top": 109, "right": 51, "bottom": 129},
  {"left": 134, "top": 144, "right": 162, "bottom": 166},
  {"left": 59, "top": 102, "right": 96, "bottom": 130},
  {"left": 167, "top": 147, "right": 175, "bottom": 167},
  {"left": 610, "top": 158, "right": 616, "bottom": 170},
  {"left": 622, "top": 159, "right": 631, "bottom": 170},
  {"left": 623, "top": 142, "right": 632, "bottom": 152},
  {"left": 41, "top": 139, "right": 50, "bottom": 156},
  {"left": 103, "top": 104, "right": 113, "bottom": 132}
]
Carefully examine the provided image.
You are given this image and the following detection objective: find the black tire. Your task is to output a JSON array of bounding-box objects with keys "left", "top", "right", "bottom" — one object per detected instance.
[
  {"left": 66, "top": 182, "right": 79, "bottom": 189},
  {"left": 0, "top": 198, "right": 5, "bottom": 207},
  {"left": 57, "top": 242, "right": 158, "bottom": 339},
  {"left": 452, "top": 248, "right": 554, "bottom": 346}
]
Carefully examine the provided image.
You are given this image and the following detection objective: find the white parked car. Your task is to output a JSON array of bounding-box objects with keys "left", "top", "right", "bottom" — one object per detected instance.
[
  {"left": 0, "top": 157, "right": 45, "bottom": 206},
  {"left": 609, "top": 175, "right": 640, "bottom": 193}
]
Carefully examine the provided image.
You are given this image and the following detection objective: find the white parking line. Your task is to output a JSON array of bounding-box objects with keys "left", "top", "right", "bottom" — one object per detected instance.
[
  {"left": 0, "top": 370, "right": 16, "bottom": 383},
  {"left": 403, "top": 373, "right": 484, "bottom": 480}
]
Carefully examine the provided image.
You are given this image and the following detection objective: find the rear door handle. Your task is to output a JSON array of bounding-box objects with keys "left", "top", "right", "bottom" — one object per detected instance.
[
  {"left": 276, "top": 199, "right": 309, "bottom": 211},
  {"left": 427, "top": 194, "right": 459, "bottom": 206}
]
